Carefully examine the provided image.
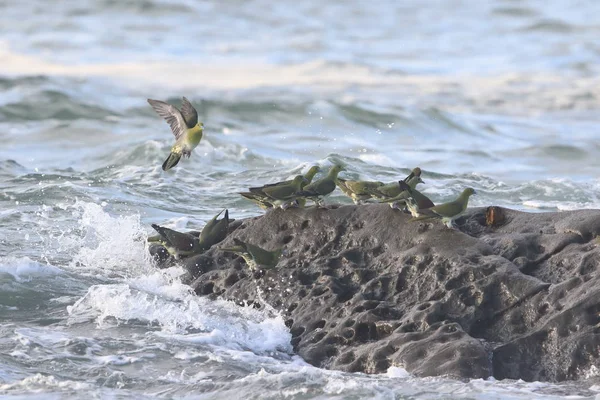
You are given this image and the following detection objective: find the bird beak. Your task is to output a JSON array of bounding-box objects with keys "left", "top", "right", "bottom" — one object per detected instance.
[{"left": 418, "top": 177, "right": 425, "bottom": 184}]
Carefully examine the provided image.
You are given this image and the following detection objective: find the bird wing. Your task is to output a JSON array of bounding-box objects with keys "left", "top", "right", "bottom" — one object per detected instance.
[
  {"left": 414, "top": 191, "right": 435, "bottom": 209},
  {"left": 247, "top": 243, "right": 280, "bottom": 268},
  {"left": 180, "top": 97, "right": 198, "bottom": 127},
  {"left": 201, "top": 210, "right": 229, "bottom": 248},
  {"left": 428, "top": 200, "right": 462, "bottom": 218},
  {"left": 314, "top": 178, "right": 336, "bottom": 195},
  {"left": 249, "top": 178, "right": 294, "bottom": 194},
  {"left": 151, "top": 224, "right": 198, "bottom": 251},
  {"left": 262, "top": 183, "right": 298, "bottom": 200},
  {"left": 148, "top": 99, "right": 188, "bottom": 140}
]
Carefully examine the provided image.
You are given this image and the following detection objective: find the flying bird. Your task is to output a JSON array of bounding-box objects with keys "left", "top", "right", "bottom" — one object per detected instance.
[{"left": 148, "top": 97, "right": 204, "bottom": 171}]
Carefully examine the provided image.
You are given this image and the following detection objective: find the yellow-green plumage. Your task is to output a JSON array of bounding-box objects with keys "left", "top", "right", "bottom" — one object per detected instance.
[
  {"left": 337, "top": 179, "right": 384, "bottom": 204},
  {"left": 150, "top": 209, "right": 231, "bottom": 258},
  {"left": 367, "top": 167, "right": 423, "bottom": 199},
  {"left": 220, "top": 238, "right": 283, "bottom": 271},
  {"left": 379, "top": 176, "right": 429, "bottom": 207},
  {"left": 410, "top": 188, "right": 476, "bottom": 228},
  {"left": 393, "top": 180, "right": 435, "bottom": 214},
  {"left": 148, "top": 97, "right": 204, "bottom": 171},
  {"left": 240, "top": 165, "right": 321, "bottom": 210},
  {"left": 295, "top": 165, "right": 344, "bottom": 206}
]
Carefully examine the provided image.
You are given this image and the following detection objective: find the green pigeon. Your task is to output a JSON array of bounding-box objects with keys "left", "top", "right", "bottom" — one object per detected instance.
[
  {"left": 381, "top": 179, "right": 434, "bottom": 211},
  {"left": 150, "top": 209, "right": 231, "bottom": 258},
  {"left": 148, "top": 97, "right": 204, "bottom": 171},
  {"left": 295, "top": 164, "right": 344, "bottom": 207},
  {"left": 239, "top": 192, "right": 274, "bottom": 210},
  {"left": 199, "top": 209, "right": 231, "bottom": 248},
  {"left": 257, "top": 175, "right": 306, "bottom": 208},
  {"left": 150, "top": 224, "right": 208, "bottom": 259},
  {"left": 220, "top": 238, "right": 283, "bottom": 271},
  {"left": 410, "top": 188, "right": 476, "bottom": 228},
  {"left": 240, "top": 166, "right": 321, "bottom": 210},
  {"left": 337, "top": 179, "right": 384, "bottom": 204},
  {"left": 147, "top": 230, "right": 200, "bottom": 243},
  {"left": 368, "top": 167, "right": 423, "bottom": 200},
  {"left": 252, "top": 165, "right": 321, "bottom": 193}
]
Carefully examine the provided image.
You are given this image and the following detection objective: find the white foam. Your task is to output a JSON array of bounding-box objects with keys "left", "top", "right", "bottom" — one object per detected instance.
[
  {"left": 0, "top": 256, "right": 63, "bottom": 282},
  {"left": 386, "top": 366, "right": 410, "bottom": 379},
  {"left": 0, "top": 374, "right": 92, "bottom": 393},
  {"left": 524, "top": 200, "right": 600, "bottom": 212},
  {"left": 95, "top": 354, "right": 142, "bottom": 366},
  {"left": 67, "top": 276, "right": 292, "bottom": 355},
  {"left": 66, "top": 201, "right": 152, "bottom": 278}
]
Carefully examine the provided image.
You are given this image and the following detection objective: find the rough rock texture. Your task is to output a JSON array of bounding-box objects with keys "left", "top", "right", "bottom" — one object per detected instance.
[{"left": 157, "top": 205, "right": 600, "bottom": 382}]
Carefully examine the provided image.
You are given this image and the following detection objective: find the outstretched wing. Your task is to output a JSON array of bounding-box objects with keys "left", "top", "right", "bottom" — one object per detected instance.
[
  {"left": 148, "top": 99, "right": 187, "bottom": 139},
  {"left": 180, "top": 97, "right": 198, "bottom": 127}
]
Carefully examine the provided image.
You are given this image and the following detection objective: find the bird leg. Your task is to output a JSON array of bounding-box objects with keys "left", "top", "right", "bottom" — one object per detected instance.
[{"left": 280, "top": 200, "right": 299, "bottom": 210}]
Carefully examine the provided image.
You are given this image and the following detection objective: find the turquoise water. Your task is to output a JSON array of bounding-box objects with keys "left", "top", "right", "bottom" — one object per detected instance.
[{"left": 2, "top": 0, "right": 600, "bottom": 397}]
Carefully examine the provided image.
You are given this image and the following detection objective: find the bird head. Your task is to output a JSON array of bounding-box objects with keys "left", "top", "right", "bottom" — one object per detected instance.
[
  {"left": 403, "top": 167, "right": 421, "bottom": 183},
  {"left": 407, "top": 175, "right": 423, "bottom": 189},
  {"left": 463, "top": 187, "right": 477, "bottom": 197},
  {"left": 329, "top": 165, "right": 345, "bottom": 176},
  {"left": 307, "top": 165, "right": 321, "bottom": 175}
]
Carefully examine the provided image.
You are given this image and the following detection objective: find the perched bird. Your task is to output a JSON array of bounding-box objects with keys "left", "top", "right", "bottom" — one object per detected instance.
[
  {"left": 148, "top": 228, "right": 200, "bottom": 243},
  {"left": 239, "top": 191, "right": 274, "bottom": 210},
  {"left": 240, "top": 166, "right": 321, "bottom": 210},
  {"left": 253, "top": 165, "right": 321, "bottom": 192},
  {"left": 256, "top": 175, "right": 306, "bottom": 208},
  {"left": 148, "top": 97, "right": 204, "bottom": 171},
  {"left": 220, "top": 238, "right": 283, "bottom": 271},
  {"left": 295, "top": 164, "right": 345, "bottom": 207},
  {"left": 410, "top": 188, "right": 476, "bottom": 228},
  {"left": 150, "top": 224, "right": 207, "bottom": 258},
  {"left": 199, "top": 209, "right": 232, "bottom": 249},
  {"left": 337, "top": 179, "right": 384, "bottom": 204},
  {"left": 150, "top": 209, "right": 231, "bottom": 258},
  {"left": 381, "top": 179, "right": 434, "bottom": 212},
  {"left": 368, "top": 167, "right": 423, "bottom": 200}
]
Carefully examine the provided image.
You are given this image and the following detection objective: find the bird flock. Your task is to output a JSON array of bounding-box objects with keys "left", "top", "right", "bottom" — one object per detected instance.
[{"left": 147, "top": 97, "right": 477, "bottom": 270}]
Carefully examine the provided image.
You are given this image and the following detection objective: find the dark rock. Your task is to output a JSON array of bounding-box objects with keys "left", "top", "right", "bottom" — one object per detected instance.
[
  {"left": 148, "top": 243, "right": 172, "bottom": 268},
  {"left": 157, "top": 204, "right": 600, "bottom": 382}
]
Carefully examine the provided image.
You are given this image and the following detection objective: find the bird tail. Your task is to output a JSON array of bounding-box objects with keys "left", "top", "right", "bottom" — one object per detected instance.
[{"left": 162, "top": 152, "right": 182, "bottom": 171}]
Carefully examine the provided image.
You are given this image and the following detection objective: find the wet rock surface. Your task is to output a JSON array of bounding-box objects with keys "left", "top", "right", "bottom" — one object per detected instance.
[{"left": 153, "top": 205, "right": 600, "bottom": 382}]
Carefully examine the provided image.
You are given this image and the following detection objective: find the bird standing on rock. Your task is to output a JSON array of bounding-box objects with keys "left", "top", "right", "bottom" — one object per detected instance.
[
  {"left": 295, "top": 164, "right": 345, "bottom": 207},
  {"left": 220, "top": 238, "right": 283, "bottom": 271},
  {"left": 381, "top": 179, "right": 434, "bottom": 211},
  {"left": 368, "top": 167, "right": 423, "bottom": 200},
  {"left": 240, "top": 166, "right": 321, "bottom": 210},
  {"left": 150, "top": 209, "right": 231, "bottom": 258},
  {"left": 409, "top": 188, "right": 476, "bottom": 228},
  {"left": 148, "top": 97, "right": 204, "bottom": 171},
  {"left": 337, "top": 179, "right": 384, "bottom": 204},
  {"left": 150, "top": 224, "right": 207, "bottom": 259}
]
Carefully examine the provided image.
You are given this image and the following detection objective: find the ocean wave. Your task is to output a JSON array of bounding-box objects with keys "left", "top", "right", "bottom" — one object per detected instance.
[
  {"left": 0, "top": 88, "right": 114, "bottom": 121},
  {"left": 0, "top": 256, "right": 63, "bottom": 282}
]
